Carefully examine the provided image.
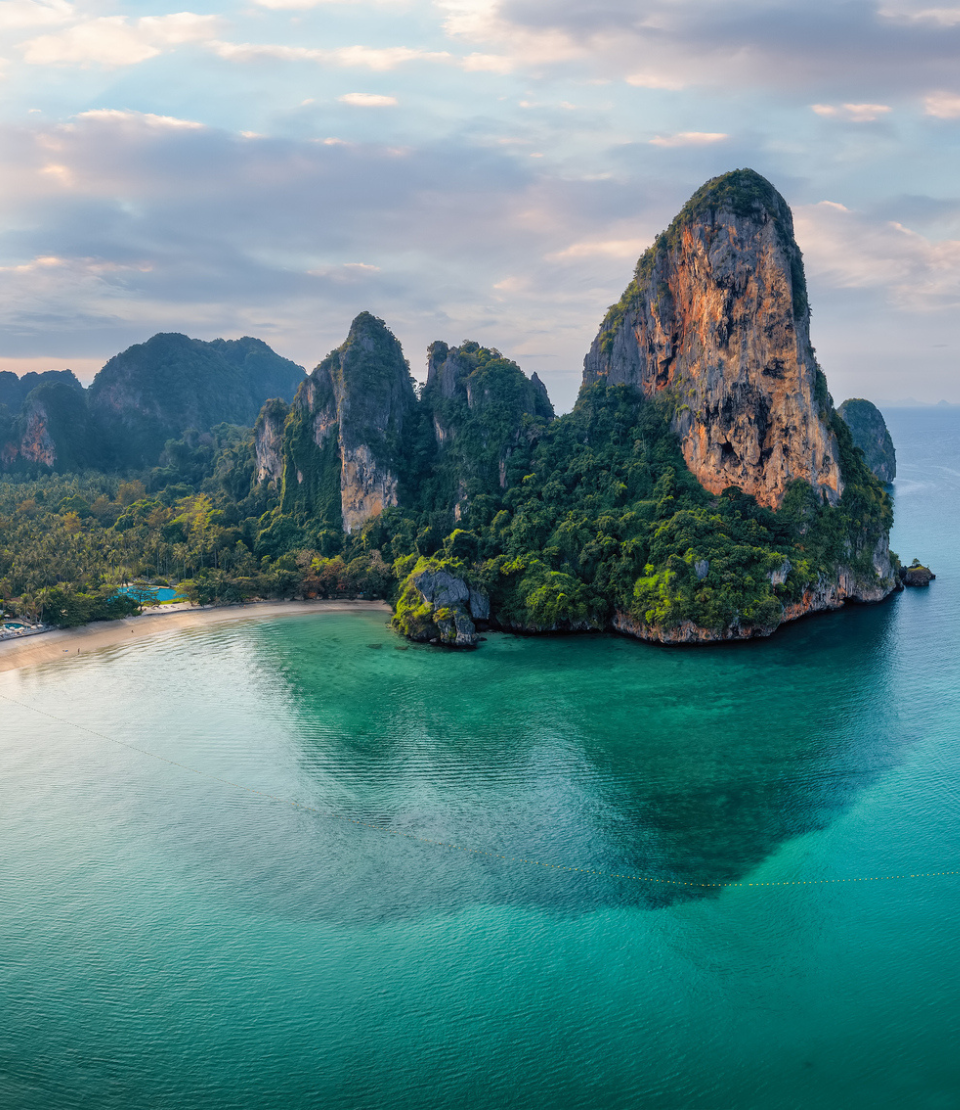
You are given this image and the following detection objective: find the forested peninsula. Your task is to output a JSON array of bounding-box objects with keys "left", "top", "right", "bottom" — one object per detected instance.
[{"left": 0, "top": 170, "right": 900, "bottom": 645}]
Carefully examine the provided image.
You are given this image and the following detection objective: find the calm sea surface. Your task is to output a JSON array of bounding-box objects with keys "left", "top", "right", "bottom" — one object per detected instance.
[{"left": 2, "top": 409, "right": 959, "bottom": 1110}]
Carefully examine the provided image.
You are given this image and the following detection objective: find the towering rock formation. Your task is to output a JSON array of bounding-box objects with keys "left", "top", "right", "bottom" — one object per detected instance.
[
  {"left": 838, "top": 398, "right": 896, "bottom": 482},
  {"left": 275, "top": 312, "right": 418, "bottom": 532},
  {"left": 583, "top": 169, "right": 842, "bottom": 510},
  {"left": 421, "top": 340, "right": 554, "bottom": 514}
]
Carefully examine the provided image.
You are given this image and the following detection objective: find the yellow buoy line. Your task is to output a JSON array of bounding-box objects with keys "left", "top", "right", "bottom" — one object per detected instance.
[{"left": 2, "top": 689, "right": 956, "bottom": 891}]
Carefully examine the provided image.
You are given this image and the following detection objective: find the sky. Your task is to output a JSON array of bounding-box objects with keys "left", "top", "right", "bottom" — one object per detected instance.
[{"left": 0, "top": 0, "right": 959, "bottom": 411}]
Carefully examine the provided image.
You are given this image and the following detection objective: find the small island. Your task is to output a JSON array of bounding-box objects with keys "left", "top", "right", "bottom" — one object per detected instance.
[{"left": 901, "top": 561, "right": 935, "bottom": 587}]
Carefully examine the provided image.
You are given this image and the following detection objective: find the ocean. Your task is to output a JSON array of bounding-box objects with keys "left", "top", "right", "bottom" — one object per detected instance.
[{"left": 1, "top": 408, "right": 958, "bottom": 1109}]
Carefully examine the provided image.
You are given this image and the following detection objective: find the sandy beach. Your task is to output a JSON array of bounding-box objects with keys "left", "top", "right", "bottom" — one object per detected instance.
[{"left": 0, "top": 599, "right": 392, "bottom": 674}]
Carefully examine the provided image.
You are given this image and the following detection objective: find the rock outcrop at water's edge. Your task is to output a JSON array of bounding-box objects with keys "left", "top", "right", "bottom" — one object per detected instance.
[
  {"left": 392, "top": 559, "right": 490, "bottom": 646},
  {"left": 900, "top": 562, "right": 935, "bottom": 587},
  {"left": 606, "top": 533, "right": 899, "bottom": 643}
]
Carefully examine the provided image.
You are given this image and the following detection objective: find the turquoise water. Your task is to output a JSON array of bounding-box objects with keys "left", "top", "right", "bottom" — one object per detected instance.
[{"left": 2, "top": 410, "right": 959, "bottom": 1109}]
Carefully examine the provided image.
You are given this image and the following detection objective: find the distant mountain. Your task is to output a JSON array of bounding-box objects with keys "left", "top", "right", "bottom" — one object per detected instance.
[
  {"left": 0, "top": 369, "right": 82, "bottom": 417},
  {"left": 0, "top": 335, "right": 305, "bottom": 472},
  {"left": 0, "top": 371, "right": 90, "bottom": 471},
  {"left": 88, "top": 334, "right": 305, "bottom": 467}
]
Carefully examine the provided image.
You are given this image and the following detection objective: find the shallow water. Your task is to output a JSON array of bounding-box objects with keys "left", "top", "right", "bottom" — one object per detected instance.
[{"left": 2, "top": 409, "right": 959, "bottom": 1109}]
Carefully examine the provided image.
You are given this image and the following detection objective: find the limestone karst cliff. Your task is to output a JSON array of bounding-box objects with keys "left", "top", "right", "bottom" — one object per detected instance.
[
  {"left": 254, "top": 398, "right": 289, "bottom": 487},
  {"left": 583, "top": 169, "right": 842, "bottom": 511},
  {"left": 0, "top": 335, "right": 305, "bottom": 474},
  {"left": 420, "top": 340, "right": 554, "bottom": 516},
  {"left": 838, "top": 398, "right": 896, "bottom": 482},
  {"left": 275, "top": 312, "right": 419, "bottom": 533},
  {"left": 266, "top": 322, "right": 556, "bottom": 535},
  {"left": 0, "top": 369, "right": 79, "bottom": 417},
  {"left": 388, "top": 171, "right": 897, "bottom": 645}
]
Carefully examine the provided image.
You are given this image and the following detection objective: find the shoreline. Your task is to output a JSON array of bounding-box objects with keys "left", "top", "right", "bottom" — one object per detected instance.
[{"left": 0, "top": 599, "right": 392, "bottom": 675}]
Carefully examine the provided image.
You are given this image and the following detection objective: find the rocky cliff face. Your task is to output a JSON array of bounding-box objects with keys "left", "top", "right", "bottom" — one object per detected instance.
[
  {"left": 583, "top": 170, "right": 842, "bottom": 510},
  {"left": 421, "top": 340, "right": 554, "bottom": 514},
  {"left": 278, "top": 312, "right": 418, "bottom": 532},
  {"left": 17, "top": 397, "right": 57, "bottom": 467},
  {"left": 609, "top": 531, "right": 897, "bottom": 644},
  {"left": 0, "top": 369, "right": 79, "bottom": 416},
  {"left": 838, "top": 398, "right": 896, "bottom": 482},
  {"left": 254, "top": 398, "right": 289, "bottom": 487},
  {"left": 425, "top": 341, "right": 552, "bottom": 443}
]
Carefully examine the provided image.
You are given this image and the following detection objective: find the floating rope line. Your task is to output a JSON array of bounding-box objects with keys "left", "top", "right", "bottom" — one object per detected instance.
[{"left": 1, "top": 689, "right": 956, "bottom": 890}]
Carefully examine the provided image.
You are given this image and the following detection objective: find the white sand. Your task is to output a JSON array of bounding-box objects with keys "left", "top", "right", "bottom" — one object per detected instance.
[{"left": 0, "top": 599, "right": 392, "bottom": 674}]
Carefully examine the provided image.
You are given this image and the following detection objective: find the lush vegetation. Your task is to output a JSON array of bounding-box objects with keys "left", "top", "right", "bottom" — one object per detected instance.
[
  {"left": 0, "top": 304, "right": 896, "bottom": 642},
  {"left": 386, "top": 383, "right": 894, "bottom": 637},
  {"left": 1, "top": 370, "right": 895, "bottom": 642},
  {"left": 414, "top": 340, "right": 554, "bottom": 513},
  {"left": 0, "top": 425, "right": 395, "bottom": 627}
]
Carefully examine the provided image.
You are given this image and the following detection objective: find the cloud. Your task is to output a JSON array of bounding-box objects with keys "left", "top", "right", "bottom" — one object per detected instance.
[
  {"left": 649, "top": 132, "right": 729, "bottom": 147},
  {"left": 0, "top": 253, "right": 152, "bottom": 275},
  {"left": 811, "top": 103, "right": 892, "bottom": 122},
  {"left": 437, "top": 0, "right": 587, "bottom": 68},
  {"left": 547, "top": 237, "right": 647, "bottom": 261},
  {"left": 435, "top": 0, "right": 960, "bottom": 97},
  {"left": 307, "top": 261, "right": 382, "bottom": 280},
  {"left": 924, "top": 91, "right": 960, "bottom": 117},
  {"left": 795, "top": 200, "right": 960, "bottom": 310},
  {"left": 338, "top": 93, "right": 398, "bottom": 106},
  {"left": 626, "top": 72, "right": 686, "bottom": 91},
  {"left": 252, "top": 0, "right": 412, "bottom": 7},
  {"left": 21, "top": 12, "right": 220, "bottom": 67},
  {"left": 211, "top": 41, "right": 450, "bottom": 70},
  {"left": 76, "top": 109, "right": 204, "bottom": 130},
  {"left": 879, "top": 4, "right": 960, "bottom": 26},
  {"left": 0, "top": 113, "right": 655, "bottom": 406},
  {"left": 460, "top": 51, "right": 513, "bottom": 72},
  {"left": 0, "top": 0, "right": 72, "bottom": 29}
]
